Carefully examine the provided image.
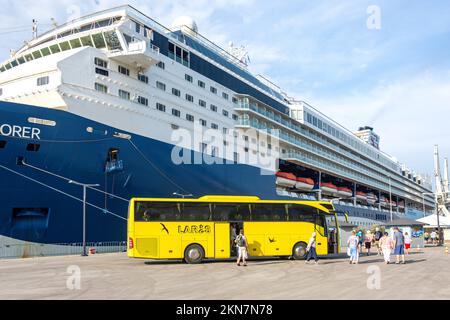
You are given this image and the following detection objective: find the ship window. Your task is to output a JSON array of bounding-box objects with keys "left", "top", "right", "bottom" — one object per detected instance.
[
  {"left": 118, "top": 65, "right": 130, "bottom": 76},
  {"left": 211, "top": 123, "right": 218, "bottom": 130},
  {"left": 156, "top": 81, "right": 166, "bottom": 91},
  {"left": 186, "top": 114, "right": 194, "bottom": 122},
  {"left": 138, "top": 74, "right": 148, "bottom": 84},
  {"left": 119, "top": 89, "right": 130, "bottom": 100},
  {"left": 41, "top": 47, "right": 51, "bottom": 56},
  {"left": 185, "top": 94, "right": 194, "bottom": 102},
  {"left": 37, "top": 76, "right": 49, "bottom": 86},
  {"left": 156, "top": 61, "right": 165, "bottom": 69},
  {"left": 80, "top": 35, "right": 94, "bottom": 47},
  {"left": 95, "top": 68, "right": 109, "bottom": 76},
  {"left": 172, "top": 108, "right": 181, "bottom": 117},
  {"left": 222, "top": 92, "right": 229, "bottom": 100},
  {"left": 0, "top": 66, "right": 5, "bottom": 72},
  {"left": 0, "top": 141, "right": 6, "bottom": 149},
  {"left": 69, "top": 38, "right": 82, "bottom": 49},
  {"left": 198, "top": 80, "right": 205, "bottom": 88},
  {"left": 210, "top": 86, "right": 217, "bottom": 94},
  {"left": 10, "top": 60, "right": 18, "bottom": 67},
  {"left": 92, "top": 33, "right": 106, "bottom": 49},
  {"left": 156, "top": 103, "right": 166, "bottom": 112},
  {"left": 5, "top": 63, "right": 12, "bottom": 70},
  {"left": 26, "top": 143, "right": 40, "bottom": 152},
  {"left": 49, "top": 44, "right": 61, "bottom": 54},
  {"left": 18, "top": 57, "right": 26, "bottom": 64},
  {"left": 94, "top": 57, "right": 108, "bottom": 68},
  {"left": 198, "top": 99, "right": 206, "bottom": 107},
  {"left": 25, "top": 54, "right": 33, "bottom": 62},
  {"left": 32, "top": 50, "right": 42, "bottom": 59},
  {"left": 138, "top": 96, "right": 148, "bottom": 106},
  {"left": 199, "top": 119, "right": 207, "bottom": 127},
  {"left": 185, "top": 74, "right": 193, "bottom": 83},
  {"left": 210, "top": 104, "right": 218, "bottom": 112},
  {"left": 59, "top": 41, "right": 71, "bottom": 51},
  {"left": 172, "top": 88, "right": 180, "bottom": 97},
  {"left": 104, "top": 31, "right": 122, "bottom": 51},
  {"left": 223, "top": 110, "right": 229, "bottom": 117},
  {"left": 135, "top": 22, "right": 141, "bottom": 34},
  {"left": 95, "top": 83, "right": 108, "bottom": 93}
]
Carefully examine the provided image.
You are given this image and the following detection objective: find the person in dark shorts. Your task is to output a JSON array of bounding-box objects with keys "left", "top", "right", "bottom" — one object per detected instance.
[
  {"left": 374, "top": 227, "right": 383, "bottom": 255},
  {"left": 393, "top": 227, "right": 405, "bottom": 264},
  {"left": 364, "top": 231, "right": 373, "bottom": 256}
]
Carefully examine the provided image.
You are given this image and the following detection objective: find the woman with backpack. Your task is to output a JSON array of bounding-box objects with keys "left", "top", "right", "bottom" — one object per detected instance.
[{"left": 235, "top": 229, "right": 249, "bottom": 266}]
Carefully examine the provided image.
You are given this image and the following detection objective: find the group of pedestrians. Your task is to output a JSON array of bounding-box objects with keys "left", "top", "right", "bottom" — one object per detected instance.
[{"left": 347, "top": 227, "right": 410, "bottom": 265}]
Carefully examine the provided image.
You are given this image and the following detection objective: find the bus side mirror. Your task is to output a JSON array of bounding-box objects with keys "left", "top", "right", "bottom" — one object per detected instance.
[{"left": 344, "top": 213, "right": 349, "bottom": 223}]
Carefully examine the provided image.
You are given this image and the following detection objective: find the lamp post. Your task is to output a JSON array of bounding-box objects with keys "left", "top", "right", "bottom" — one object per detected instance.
[
  {"left": 172, "top": 192, "right": 193, "bottom": 199},
  {"left": 388, "top": 176, "right": 393, "bottom": 222},
  {"left": 422, "top": 191, "right": 449, "bottom": 246},
  {"left": 69, "top": 180, "right": 100, "bottom": 256}
]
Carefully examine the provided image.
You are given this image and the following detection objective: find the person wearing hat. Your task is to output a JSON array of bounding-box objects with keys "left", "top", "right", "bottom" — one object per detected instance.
[
  {"left": 374, "top": 227, "right": 383, "bottom": 255},
  {"left": 305, "top": 232, "right": 319, "bottom": 264}
]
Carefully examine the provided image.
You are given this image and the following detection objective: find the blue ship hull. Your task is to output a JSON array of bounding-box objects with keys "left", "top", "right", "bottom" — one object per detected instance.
[{"left": 0, "top": 101, "right": 283, "bottom": 245}]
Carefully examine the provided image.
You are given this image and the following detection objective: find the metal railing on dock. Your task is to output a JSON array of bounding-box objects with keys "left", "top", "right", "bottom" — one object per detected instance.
[{"left": 0, "top": 241, "right": 127, "bottom": 259}]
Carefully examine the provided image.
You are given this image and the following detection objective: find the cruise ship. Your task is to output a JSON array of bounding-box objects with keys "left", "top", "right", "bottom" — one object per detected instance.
[{"left": 0, "top": 5, "right": 435, "bottom": 256}]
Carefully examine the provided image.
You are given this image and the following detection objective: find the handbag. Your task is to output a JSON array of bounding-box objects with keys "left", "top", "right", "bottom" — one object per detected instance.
[{"left": 347, "top": 247, "right": 351, "bottom": 257}]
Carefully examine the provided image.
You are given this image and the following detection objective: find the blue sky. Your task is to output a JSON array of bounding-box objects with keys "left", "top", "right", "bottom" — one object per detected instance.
[{"left": 1, "top": 0, "right": 449, "bottom": 181}]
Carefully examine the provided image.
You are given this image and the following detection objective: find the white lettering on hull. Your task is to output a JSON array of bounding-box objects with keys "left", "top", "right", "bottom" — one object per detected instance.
[{"left": 0, "top": 124, "right": 41, "bottom": 140}]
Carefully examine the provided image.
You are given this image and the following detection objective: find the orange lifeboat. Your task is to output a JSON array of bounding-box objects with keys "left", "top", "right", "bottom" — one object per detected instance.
[
  {"left": 275, "top": 171, "right": 297, "bottom": 188},
  {"left": 295, "top": 177, "right": 315, "bottom": 191},
  {"left": 320, "top": 182, "right": 338, "bottom": 195}
]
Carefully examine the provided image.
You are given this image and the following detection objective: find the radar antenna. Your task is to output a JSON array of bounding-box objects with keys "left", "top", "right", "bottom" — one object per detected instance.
[{"left": 228, "top": 42, "right": 251, "bottom": 66}]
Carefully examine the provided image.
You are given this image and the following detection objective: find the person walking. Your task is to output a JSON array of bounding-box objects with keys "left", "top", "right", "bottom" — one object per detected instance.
[
  {"left": 356, "top": 229, "right": 363, "bottom": 253},
  {"left": 364, "top": 230, "right": 373, "bottom": 256},
  {"left": 430, "top": 230, "right": 437, "bottom": 245},
  {"left": 347, "top": 231, "right": 360, "bottom": 264},
  {"left": 374, "top": 227, "right": 383, "bottom": 255},
  {"left": 393, "top": 227, "right": 406, "bottom": 264},
  {"left": 305, "top": 232, "right": 319, "bottom": 264},
  {"left": 235, "top": 229, "right": 249, "bottom": 266},
  {"left": 379, "top": 232, "right": 394, "bottom": 264},
  {"left": 404, "top": 232, "right": 412, "bottom": 255}
]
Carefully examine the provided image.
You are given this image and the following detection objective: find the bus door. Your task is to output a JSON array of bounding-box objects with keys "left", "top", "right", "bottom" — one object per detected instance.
[
  {"left": 314, "top": 214, "right": 328, "bottom": 255},
  {"left": 325, "top": 215, "right": 339, "bottom": 254},
  {"left": 214, "top": 222, "right": 230, "bottom": 259}
]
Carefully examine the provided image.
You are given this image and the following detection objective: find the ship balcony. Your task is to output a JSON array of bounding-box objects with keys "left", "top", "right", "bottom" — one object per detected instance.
[
  {"left": 105, "top": 160, "right": 124, "bottom": 173},
  {"left": 108, "top": 41, "right": 160, "bottom": 69}
]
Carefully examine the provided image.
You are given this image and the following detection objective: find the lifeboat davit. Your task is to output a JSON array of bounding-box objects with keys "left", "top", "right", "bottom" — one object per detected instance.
[
  {"left": 366, "top": 193, "right": 378, "bottom": 205},
  {"left": 321, "top": 182, "right": 338, "bottom": 195},
  {"left": 355, "top": 191, "right": 367, "bottom": 201},
  {"left": 336, "top": 187, "right": 352, "bottom": 198},
  {"left": 295, "top": 177, "right": 315, "bottom": 191},
  {"left": 275, "top": 172, "right": 297, "bottom": 188}
]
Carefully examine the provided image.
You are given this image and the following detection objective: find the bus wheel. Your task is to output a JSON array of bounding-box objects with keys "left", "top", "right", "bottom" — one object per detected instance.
[
  {"left": 292, "top": 242, "right": 308, "bottom": 260},
  {"left": 184, "top": 244, "right": 204, "bottom": 264}
]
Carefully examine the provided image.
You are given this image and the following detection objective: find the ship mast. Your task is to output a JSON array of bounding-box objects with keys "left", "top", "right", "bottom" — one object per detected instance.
[{"left": 433, "top": 145, "right": 450, "bottom": 217}]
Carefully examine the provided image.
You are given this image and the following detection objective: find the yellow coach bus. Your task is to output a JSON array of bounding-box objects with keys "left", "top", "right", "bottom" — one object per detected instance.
[{"left": 127, "top": 196, "right": 340, "bottom": 264}]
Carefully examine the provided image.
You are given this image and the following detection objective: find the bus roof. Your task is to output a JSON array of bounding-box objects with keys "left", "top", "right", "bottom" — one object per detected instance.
[{"left": 130, "top": 195, "right": 335, "bottom": 214}]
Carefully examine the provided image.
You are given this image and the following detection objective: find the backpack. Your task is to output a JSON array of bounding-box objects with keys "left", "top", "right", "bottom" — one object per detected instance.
[{"left": 235, "top": 234, "right": 245, "bottom": 247}]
